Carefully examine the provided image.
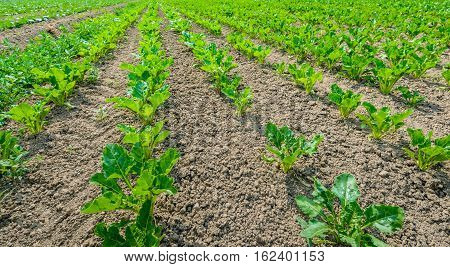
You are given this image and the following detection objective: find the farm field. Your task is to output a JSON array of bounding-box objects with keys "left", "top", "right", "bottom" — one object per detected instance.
[{"left": 0, "top": 0, "right": 448, "bottom": 248}]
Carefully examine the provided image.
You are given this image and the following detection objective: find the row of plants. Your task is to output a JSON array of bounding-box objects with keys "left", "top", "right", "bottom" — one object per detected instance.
[
  {"left": 226, "top": 32, "right": 271, "bottom": 64},
  {"left": 164, "top": 10, "right": 253, "bottom": 116},
  {"left": 164, "top": 0, "right": 449, "bottom": 90},
  {"left": 173, "top": 9, "right": 272, "bottom": 65},
  {"left": 81, "top": 3, "right": 179, "bottom": 246},
  {"left": 1, "top": 1, "right": 147, "bottom": 136},
  {"left": 0, "top": 0, "right": 131, "bottom": 30},
  {"left": 0, "top": 1, "right": 146, "bottom": 119}
]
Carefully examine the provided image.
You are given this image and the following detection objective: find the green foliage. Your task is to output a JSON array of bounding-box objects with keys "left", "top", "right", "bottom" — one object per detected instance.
[
  {"left": 32, "top": 67, "right": 78, "bottom": 107},
  {"left": 0, "top": 0, "right": 128, "bottom": 30},
  {"left": 169, "top": 18, "right": 191, "bottom": 33},
  {"left": 273, "top": 62, "right": 287, "bottom": 75},
  {"left": 341, "top": 52, "right": 372, "bottom": 80},
  {"left": 407, "top": 46, "right": 442, "bottom": 78},
  {"left": 0, "top": 2, "right": 146, "bottom": 113},
  {"left": 309, "top": 33, "right": 343, "bottom": 69},
  {"left": 198, "top": 43, "right": 237, "bottom": 82},
  {"left": 296, "top": 173, "right": 404, "bottom": 247},
  {"left": 0, "top": 130, "right": 27, "bottom": 178},
  {"left": 82, "top": 5, "right": 178, "bottom": 247},
  {"left": 372, "top": 59, "right": 409, "bottom": 95},
  {"left": 328, "top": 84, "right": 362, "bottom": 118},
  {"left": 262, "top": 122, "right": 323, "bottom": 173},
  {"left": 8, "top": 102, "right": 50, "bottom": 135},
  {"left": 443, "top": 64, "right": 450, "bottom": 86},
  {"left": 227, "top": 32, "right": 271, "bottom": 63},
  {"left": 221, "top": 84, "right": 253, "bottom": 115},
  {"left": 396, "top": 86, "right": 425, "bottom": 107},
  {"left": 288, "top": 63, "right": 323, "bottom": 94},
  {"left": 357, "top": 102, "right": 413, "bottom": 139},
  {"left": 117, "top": 120, "right": 170, "bottom": 160},
  {"left": 107, "top": 82, "right": 171, "bottom": 125},
  {"left": 403, "top": 128, "right": 449, "bottom": 171},
  {"left": 81, "top": 144, "right": 180, "bottom": 247}
]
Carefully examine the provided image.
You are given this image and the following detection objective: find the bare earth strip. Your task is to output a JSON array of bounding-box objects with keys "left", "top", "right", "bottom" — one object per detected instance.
[
  {"left": 0, "top": 2, "right": 127, "bottom": 50},
  {"left": 0, "top": 25, "right": 141, "bottom": 246},
  {"left": 155, "top": 16, "right": 449, "bottom": 246}
]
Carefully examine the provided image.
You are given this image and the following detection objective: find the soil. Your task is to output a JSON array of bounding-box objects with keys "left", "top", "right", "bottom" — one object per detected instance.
[
  {"left": 0, "top": 10, "right": 448, "bottom": 247},
  {"left": 0, "top": 25, "right": 141, "bottom": 246},
  {"left": 0, "top": 3, "right": 126, "bottom": 50}
]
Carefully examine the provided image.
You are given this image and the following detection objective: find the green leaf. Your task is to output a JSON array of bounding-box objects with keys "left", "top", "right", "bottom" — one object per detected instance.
[
  {"left": 300, "top": 221, "right": 331, "bottom": 238},
  {"left": 364, "top": 204, "right": 404, "bottom": 234},
  {"left": 95, "top": 221, "right": 129, "bottom": 247},
  {"left": 295, "top": 195, "right": 323, "bottom": 218},
  {"left": 81, "top": 191, "right": 124, "bottom": 214},
  {"left": 102, "top": 144, "right": 133, "bottom": 179},
  {"left": 331, "top": 173, "right": 360, "bottom": 206}
]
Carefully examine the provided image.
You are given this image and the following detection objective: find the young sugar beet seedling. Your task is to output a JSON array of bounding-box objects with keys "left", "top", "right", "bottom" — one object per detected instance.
[
  {"left": 107, "top": 81, "right": 171, "bottom": 125},
  {"left": 8, "top": 101, "right": 50, "bottom": 135},
  {"left": 403, "top": 128, "right": 449, "bottom": 171},
  {"left": 341, "top": 52, "right": 373, "bottom": 81},
  {"left": 0, "top": 130, "right": 27, "bottom": 178},
  {"left": 221, "top": 85, "right": 253, "bottom": 116},
  {"left": 328, "top": 84, "right": 363, "bottom": 118},
  {"left": 32, "top": 67, "right": 77, "bottom": 108},
  {"left": 296, "top": 173, "right": 404, "bottom": 247},
  {"left": 288, "top": 63, "right": 323, "bottom": 94},
  {"left": 396, "top": 86, "right": 425, "bottom": 107},
  {"left": 81, "top": 144, "right": 180, "bottom": 246},
  {"left": 357, "top": 102, "right": 413, "bottom": 139},
  {"left": 117, "top": 120, "right": 170, "bottom": 162},
  {"left": 372, "top": 59, "right": 409, "bottom": 95},
  {"left": 262, "top": 122, "right": 323, "bottom": 173}
]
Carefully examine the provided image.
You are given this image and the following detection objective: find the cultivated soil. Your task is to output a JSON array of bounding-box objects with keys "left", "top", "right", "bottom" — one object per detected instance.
[
  {"left": 0, "top": 11, "right": 448, "bottom": 247},
  {"left": 0, "top": 3, "right": 127, "bottom": 50}
]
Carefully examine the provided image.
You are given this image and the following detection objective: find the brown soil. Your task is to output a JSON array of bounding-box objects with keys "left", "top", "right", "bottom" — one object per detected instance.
[
  {"left": 0, "top": 3, "right": 126, "bottom": 50},
  {"left": 0, "top": 25, "right": 141, "bottom": 246},
  {"left": 154, "top": 18, "right": 449, "bottom": 246}
]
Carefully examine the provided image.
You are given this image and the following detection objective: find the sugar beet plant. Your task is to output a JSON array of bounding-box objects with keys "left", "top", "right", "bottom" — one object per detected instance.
[
  {"left": 296, "top": 173, "right": 404, "bottom": 247},
  {"left": 357, "top": 102, "right": 413, "bottom": 139},
  {"left": 396, "top": 86, "right": 425, "bottom": 107},
  {"left": 7, "top": 102, "right": 51, "bottom": 135},
  {"left": 262, "top": 122, "right": 323, "bottom": 173},
  {"left": 81, "top": 144, "right": 179, "bottom": 246},
  {"left": 404, "top": 128, "right": 449, "bottom": 171},
  {"left": 288, "top": 63, "right": 323, "bottom": 94},
  {"left": 226, "top": 32, "right": 271, "bottom": 64},
  {"left": 82, "top": 4, "right": 179, "bottom": 247},
  {"left": 0, "top": 130, "right": 27, "bottom": 178},
  {"left": 372, "top": 59, "right": 409, "bottom": 95},
  {"left": 328, "top": 84, "right": 362, "bottom": 118}
]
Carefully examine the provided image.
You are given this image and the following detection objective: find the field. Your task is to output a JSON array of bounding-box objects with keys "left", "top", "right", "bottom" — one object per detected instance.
[{"left": 0, "top": 0, "right": 448, "bottom": 247}]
